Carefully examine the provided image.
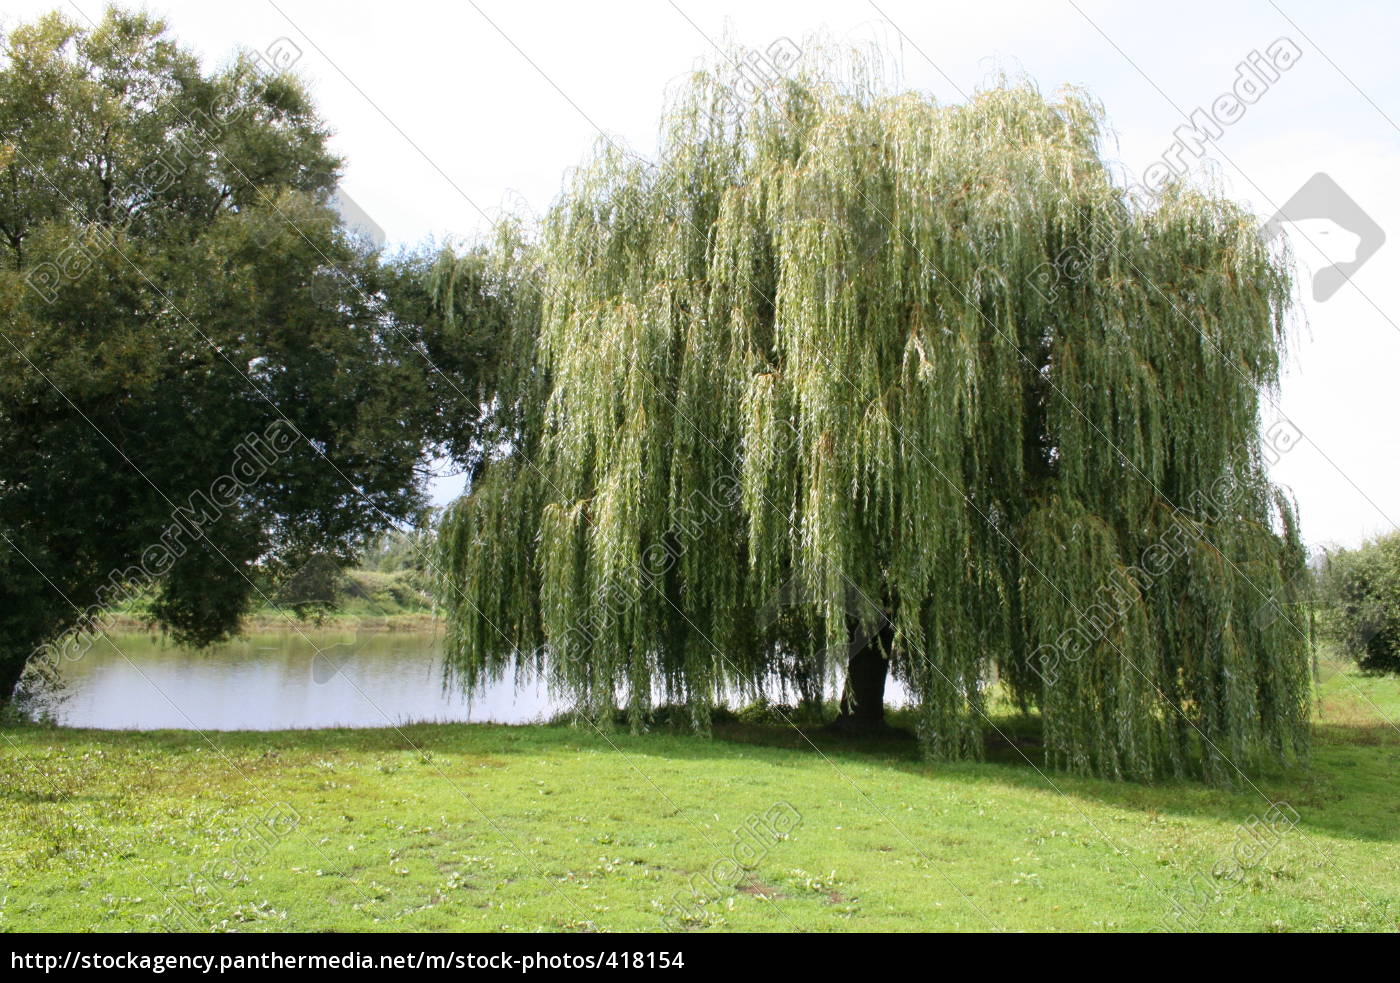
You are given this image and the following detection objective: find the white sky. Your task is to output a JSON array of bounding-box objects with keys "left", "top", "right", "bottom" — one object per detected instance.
[{"left": 8, "top": 0, "right": 1398, "bottom": 549}]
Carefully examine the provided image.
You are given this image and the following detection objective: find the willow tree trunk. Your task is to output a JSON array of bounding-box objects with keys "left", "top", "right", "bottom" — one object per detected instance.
[{"left": 836, "top": 621, "right": 893, "bottom": 731}]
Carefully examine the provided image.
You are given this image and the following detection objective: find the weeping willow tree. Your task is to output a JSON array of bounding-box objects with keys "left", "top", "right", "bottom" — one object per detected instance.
[{"left": 437, "top": 46, "right": 1311, "bottom": 782}]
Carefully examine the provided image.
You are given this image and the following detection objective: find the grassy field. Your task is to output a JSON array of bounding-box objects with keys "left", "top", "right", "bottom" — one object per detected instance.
[{"left": 1, "top": 651, "right": 1396, "bottom": 933}]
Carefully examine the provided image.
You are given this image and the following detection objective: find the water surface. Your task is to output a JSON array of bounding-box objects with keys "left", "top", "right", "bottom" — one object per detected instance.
[
  {"left": 36, "top": 628, "right": 914, "bottom": 731},
  {"left": 37, "top": 629, "right": 558, "bottom": 730}
]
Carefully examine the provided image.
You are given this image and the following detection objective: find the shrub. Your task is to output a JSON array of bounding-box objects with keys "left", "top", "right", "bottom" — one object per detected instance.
[{"left": 1319, "top": 533, "right": 1400, "bottom": 674}]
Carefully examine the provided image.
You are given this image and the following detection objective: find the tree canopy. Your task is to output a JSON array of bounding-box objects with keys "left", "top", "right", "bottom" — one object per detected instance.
[
  {"left": 436, "top": 49, "right": 1311, "bottom": 781},
  {"left": 0, "top": 8, "right": 497, "bottom": 703}
]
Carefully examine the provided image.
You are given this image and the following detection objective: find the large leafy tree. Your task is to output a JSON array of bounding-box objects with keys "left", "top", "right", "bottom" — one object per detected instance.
[
  {"left": 437, "top": 50, "right": 1311, "bottom": 781},
  {"left": 0, "top": 8, "right": 489, "bottom": 703}
]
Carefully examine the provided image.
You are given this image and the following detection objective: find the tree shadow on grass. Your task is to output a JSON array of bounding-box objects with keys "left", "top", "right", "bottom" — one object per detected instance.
[
  {"left": 11, "top": 703, "right": 1396, "bottom": 845},
  {"left": 606, "top": 706, "right": 1400, "bottom": 846}
]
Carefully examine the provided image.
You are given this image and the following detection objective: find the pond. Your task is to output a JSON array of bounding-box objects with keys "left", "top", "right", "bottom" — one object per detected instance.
[
  {"left": 32, "top": 629, "right": 559, "bottom": 731},
  {"left": 31, "top": 628, "right": 914, "bottom": 731}
]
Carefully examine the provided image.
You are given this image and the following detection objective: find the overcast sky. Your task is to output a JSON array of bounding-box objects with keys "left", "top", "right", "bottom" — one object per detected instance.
[{"left": 9, "top": 0, "right": 1398, "bottom": 550}]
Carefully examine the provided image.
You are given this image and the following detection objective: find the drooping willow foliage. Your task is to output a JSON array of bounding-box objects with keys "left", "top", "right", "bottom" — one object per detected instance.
[{"left": 436, "top": 46, "right": 1311, "bottom": 781}]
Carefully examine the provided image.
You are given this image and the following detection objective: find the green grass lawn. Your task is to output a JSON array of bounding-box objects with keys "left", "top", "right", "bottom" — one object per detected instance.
[{"left": 1, "top": 652, "right": 1397, "bottom": 933}]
